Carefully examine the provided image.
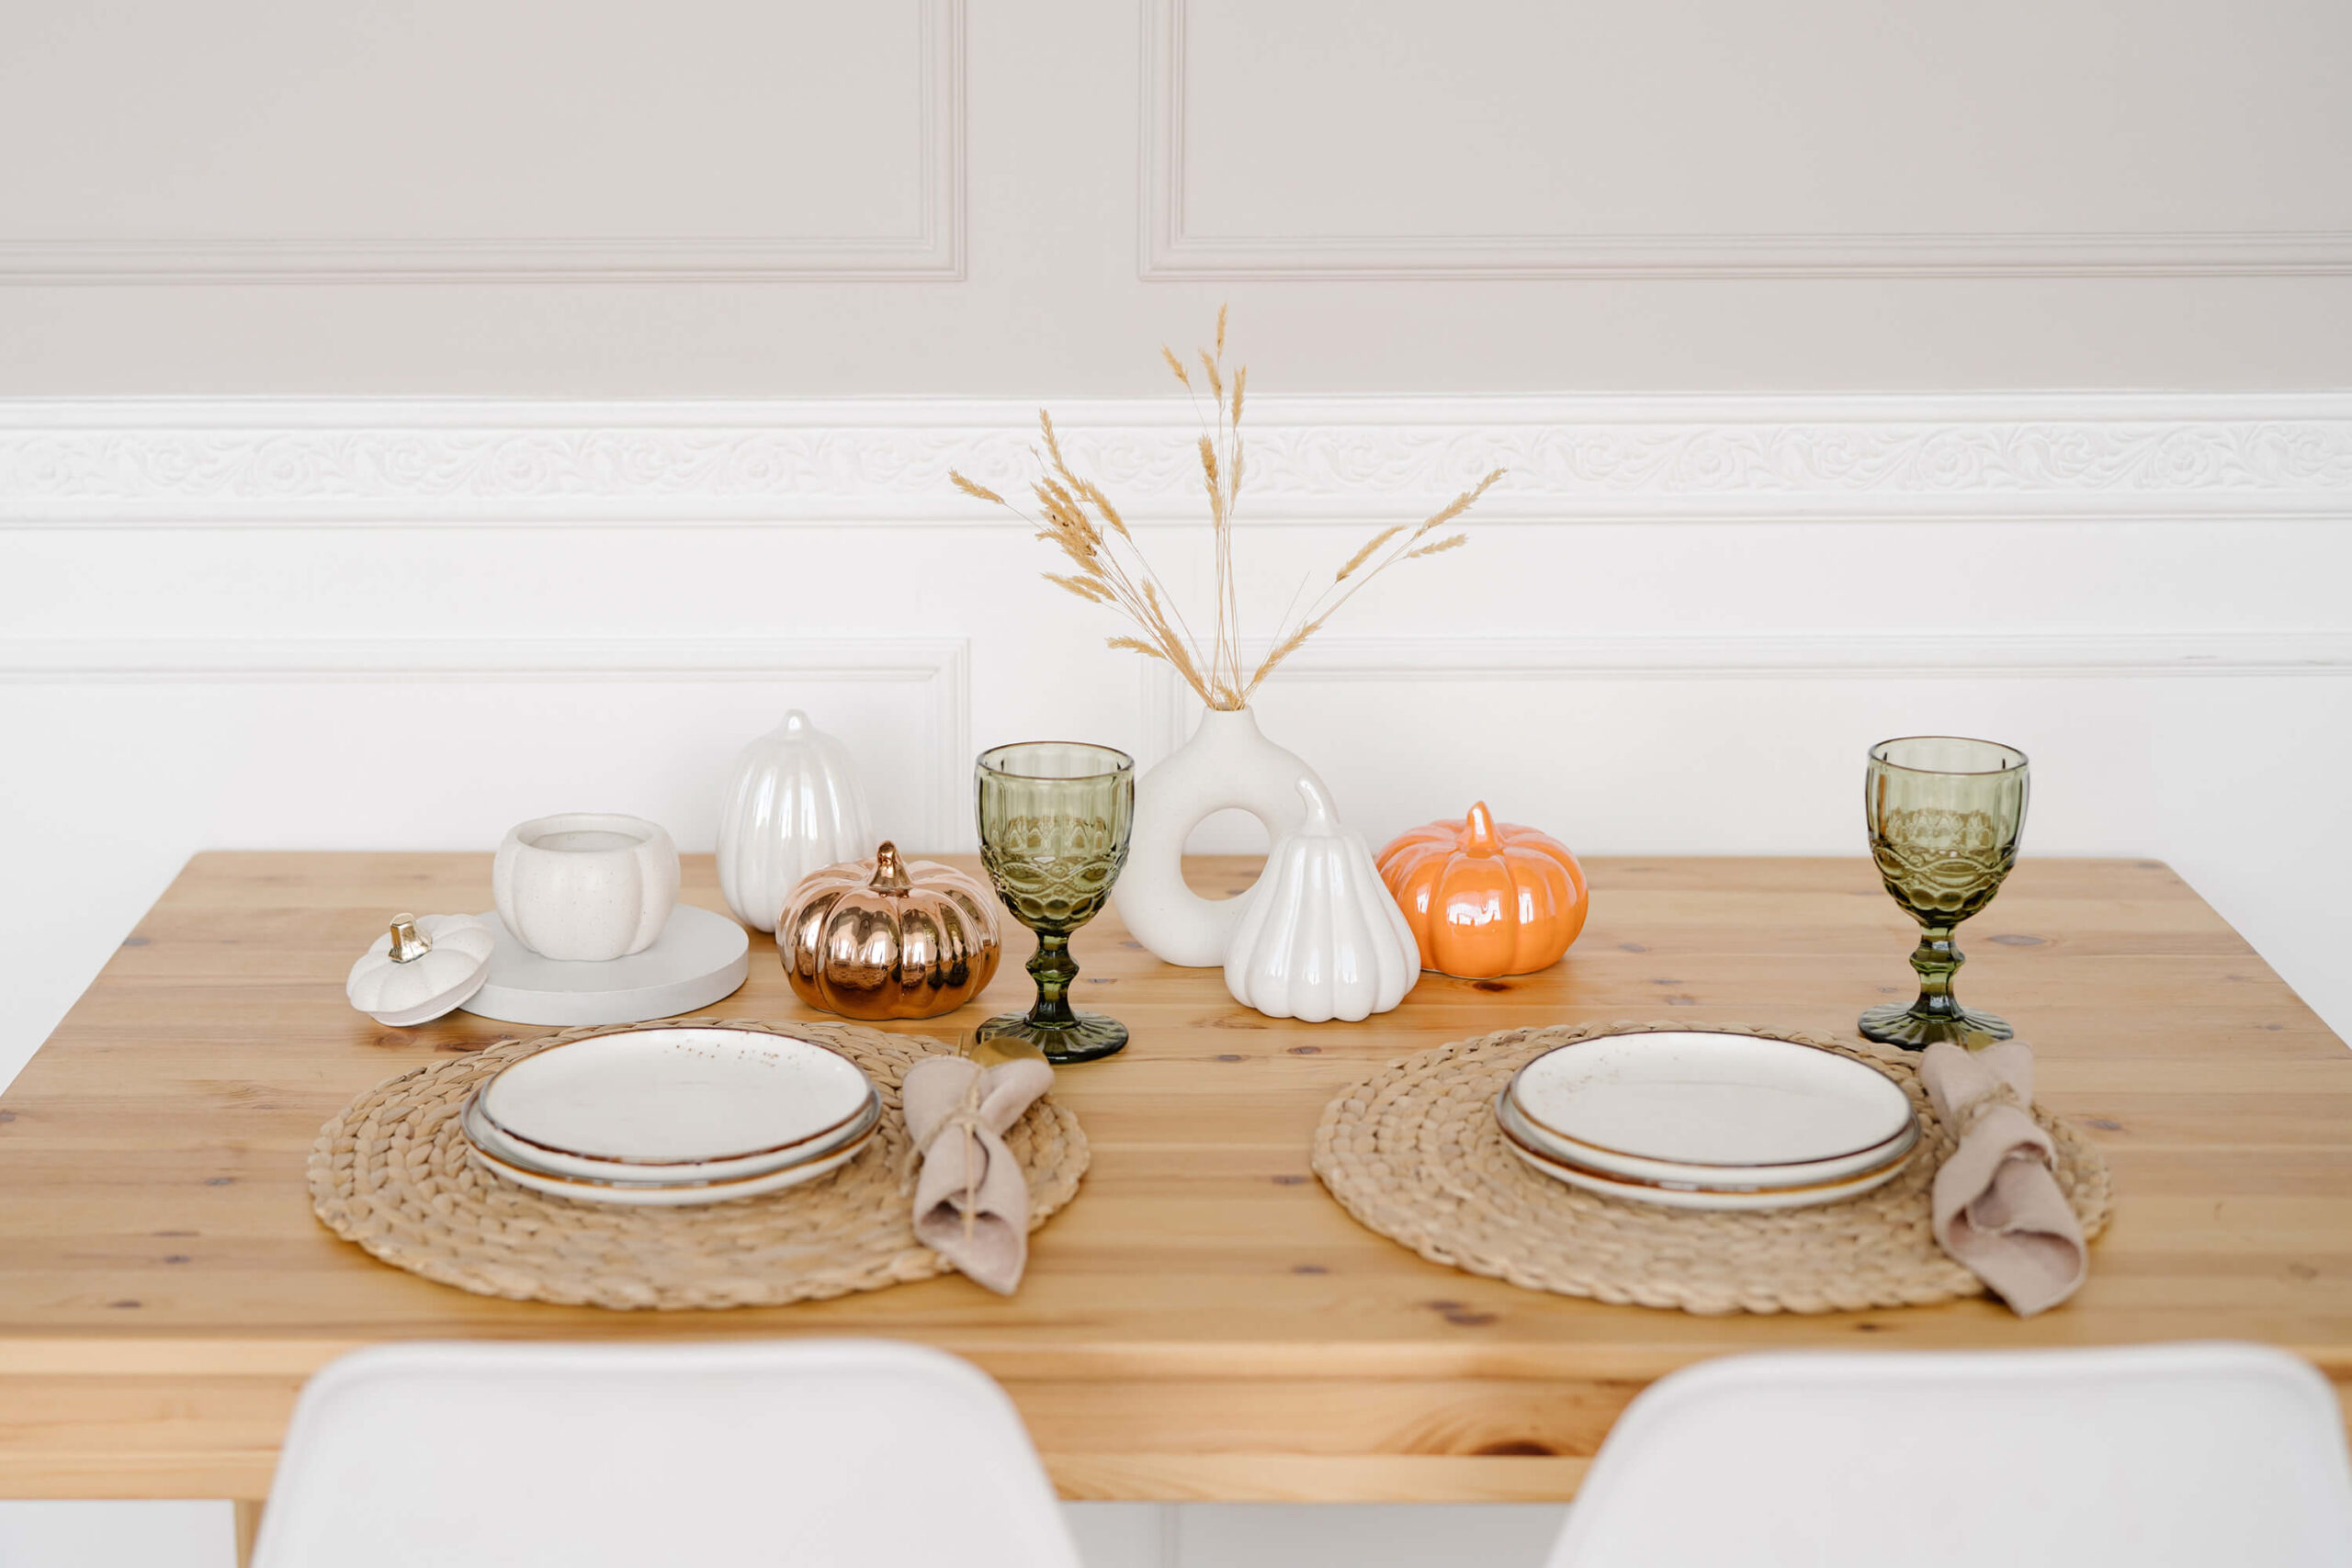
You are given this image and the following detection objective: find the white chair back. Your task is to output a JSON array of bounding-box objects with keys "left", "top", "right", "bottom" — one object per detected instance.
[
  {"left": 252, "top": 1338, "right": 1081, "bottom": 1568},
  {"left": 1548, "top": 1341, "right": 2352, "bottom": 1568}
]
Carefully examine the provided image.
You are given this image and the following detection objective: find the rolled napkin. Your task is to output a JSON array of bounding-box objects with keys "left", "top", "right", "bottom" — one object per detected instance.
[
  {"left": 900, "top": 1054, "right": 1057, "bottom": 1295},
  {"left": 1919, "top": 1040, "right": 2088, "bottom": 1317}
]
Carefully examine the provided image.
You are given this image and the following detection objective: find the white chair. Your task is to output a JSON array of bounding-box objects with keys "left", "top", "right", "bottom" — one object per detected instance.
[
  {"left": 1547, "top": 1341, "right": 2352, "bottom": 1568},
  {"left": 251, "top": 1338, "right": 1082, "bottom": 1568}
]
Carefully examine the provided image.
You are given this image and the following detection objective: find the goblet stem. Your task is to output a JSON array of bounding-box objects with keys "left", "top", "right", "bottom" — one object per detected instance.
[
  {"left": 1859, "top": 919, "right": 2016, "bottom": 1050},
  {"left": 1910, "top": 923, "right": 1963, "bottom": 1021},
  {"left": 1025, "top": 932, "right": 1079, "bottom": 1026}
]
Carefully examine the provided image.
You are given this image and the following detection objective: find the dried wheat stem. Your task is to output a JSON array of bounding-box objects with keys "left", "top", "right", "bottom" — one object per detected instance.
[
  {"left": 950, "top": 313, "right": 1498, "bottom": 715},
  {"left": 1335, "top": 525, "right": 1405, "bottom": 583},
  {"left": 950, "top": 470, "right": 1006, "bottom": 506}
]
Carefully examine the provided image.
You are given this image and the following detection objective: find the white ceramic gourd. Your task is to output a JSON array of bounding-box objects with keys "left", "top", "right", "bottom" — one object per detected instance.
[
  {"left": 716, "top": 710, "right": 873, "bottom": 932},
  {"left": 1113, "top": 706, "right": 1329, "bottom": 966},
  {"left": 345, "top": 913, "right": 496, "bottom": 1026},
  {"left": 1223, "top": 779, "right": 1419, "bottom": 1023}
]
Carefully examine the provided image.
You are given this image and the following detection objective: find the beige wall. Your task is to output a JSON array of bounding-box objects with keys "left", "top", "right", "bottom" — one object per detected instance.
[{"left": 1, "top": 0, "right": 2348, "bottom": 394}]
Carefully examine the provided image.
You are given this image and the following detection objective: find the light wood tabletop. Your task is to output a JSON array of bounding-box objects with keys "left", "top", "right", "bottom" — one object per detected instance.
[{"left": 2, "top": 852, "right": 2347, "bottom": 1513}]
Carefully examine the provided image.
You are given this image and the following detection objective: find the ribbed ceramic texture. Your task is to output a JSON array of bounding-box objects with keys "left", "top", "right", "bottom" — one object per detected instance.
[
  {"left": 715, "top": 711, "right": 872, "bottom": 932},
  {"left": 1313, "top": 1020, "right": 2110, "bottom": 1315},
  {"left": 309, "top": 1018, "right": 1088, "bottom": 1310}
]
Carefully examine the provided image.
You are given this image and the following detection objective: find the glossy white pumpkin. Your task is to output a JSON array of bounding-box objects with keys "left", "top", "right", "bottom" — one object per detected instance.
[
  {"left": 345, "top": 914, "right": 495, "bottom": 1026},
  {"left": 1223, "top": 779, "right": 1419, "bottom": 1022},
  {"left": 716, "top": 710, "right": 873, "bottom": 932}
]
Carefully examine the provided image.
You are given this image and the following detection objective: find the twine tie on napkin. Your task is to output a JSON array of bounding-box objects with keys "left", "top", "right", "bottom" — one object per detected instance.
[
  {"left": 1919, "top": 1040, "right": 2089, "bottom": 1317},
  {"left": 901, "top": 1055, "right": 1056, "bottom": 1294}
]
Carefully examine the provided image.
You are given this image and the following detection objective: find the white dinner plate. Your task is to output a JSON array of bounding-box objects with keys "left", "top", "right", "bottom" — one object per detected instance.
[
  {"left": 1498, "top": 1114, "right": 1911, "bottom": 1212},
  {"left": 467, "top": 1126, "right": 876, "bottom": 1207},
  {"left": 1496, "top": 1087, "right": 1917, "bottom": 1190},
  {"left": 478, "top": 1026, "right": 876, "bottom": 1166},
  {"left": 461, "top": 1088, "right": 878, "bottom": 1186},
  {"left": 1495, "top": 1091, "right": 1917, "bottom": 1196},
  {"left": 1506, "top": 1030, "right": 1914, "bottom": 1173}
]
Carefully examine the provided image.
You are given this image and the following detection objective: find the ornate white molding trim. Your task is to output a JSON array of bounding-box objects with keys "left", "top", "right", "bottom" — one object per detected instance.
[
  {"left": 1138, "top": 631, "right": 2352, "bottom": 765},
  {"left": 1, "top": 392, "right": 2346, "bottom": 526},
  {"left": 1138, "top": 0, "right": 2352, "bottom": 279},
  {"left": 0, "top": 0, "right": 964, "bottom": 284},
  {"left": 0, "top": 636, "right": 973, "bottom": 850}
]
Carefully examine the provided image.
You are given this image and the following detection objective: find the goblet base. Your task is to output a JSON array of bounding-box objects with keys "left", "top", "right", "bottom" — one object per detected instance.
[
  {"left": 976, "top": 1009, "right": 1128, "bottom": 1065},
  {"left": 1858, "top": 1000, "right": 2016, "bottom": 1051}
]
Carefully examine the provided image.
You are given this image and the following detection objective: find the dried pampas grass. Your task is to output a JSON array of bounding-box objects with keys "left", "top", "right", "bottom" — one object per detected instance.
[{"left": 950, "top": 310, "right": 1501, "bottom": 710}]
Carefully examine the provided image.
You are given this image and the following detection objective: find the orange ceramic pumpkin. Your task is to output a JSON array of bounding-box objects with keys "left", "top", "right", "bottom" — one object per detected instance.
[{"left": 1375, "top": 802, "right": 1589, "bottom": 977}]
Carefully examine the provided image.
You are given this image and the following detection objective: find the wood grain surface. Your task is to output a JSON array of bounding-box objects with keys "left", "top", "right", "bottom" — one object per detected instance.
[{"left": 1, "top": 852, "right": 2346, "bottom": 1505}]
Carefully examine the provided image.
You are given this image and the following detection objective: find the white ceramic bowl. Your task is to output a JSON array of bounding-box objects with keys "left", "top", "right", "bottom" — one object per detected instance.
[{"left": 492, "top": 813, "right": 680, "bottom": 962}]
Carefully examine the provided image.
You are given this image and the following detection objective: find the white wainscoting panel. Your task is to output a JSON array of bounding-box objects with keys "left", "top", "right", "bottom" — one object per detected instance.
[
  {"left": 0, "top": 0, "right": 963, "bottom": 280},
  {"left": 1138, "top": 632, "right": 2352, "bottom": 767},
  {"left": 1143, "top": 0, "right": 2352, "bottom": 276},
  {"left": 0, "top": 637, "right": 969, "bottom": 1082},
  {"left": 0, "top": 636, "right": 970, "bottom": 852},
  {"left": 3, "top": 392, "right": 2346, "bottom": 1087},
  {"left": 1138, "top": 635, "right": 2352, "bottom": 1043}
]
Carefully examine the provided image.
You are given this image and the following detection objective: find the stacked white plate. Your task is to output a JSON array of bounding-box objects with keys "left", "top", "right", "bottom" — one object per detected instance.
[
  {"left": 1497, "top": 1030, "right": 1920, "bottom": 1212},
  {"left": 461, "top": 1026, "right": 881, "bottom": 1206}
]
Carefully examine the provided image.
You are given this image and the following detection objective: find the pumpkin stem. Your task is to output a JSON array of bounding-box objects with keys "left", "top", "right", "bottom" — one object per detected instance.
[
  {"left": 388, "top": 913, "right": 432, "bottom": 963},
  {"left": 1464, "top": 802, "right": 1499, "bottom": 855},
  {"left": 1295, "top": 776, "right": 1338, "bottom": 830},
  {"left": 869, "top": 841, "right": 913, "bottom": 894}
]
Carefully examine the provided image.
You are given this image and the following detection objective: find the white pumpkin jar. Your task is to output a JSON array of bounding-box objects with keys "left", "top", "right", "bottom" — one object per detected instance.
[
  {"left": 715, "top": 709, "right": 872, "bottom": 932},
  {"left": 493, "top": 813, "right": 680, "bottom": 962},
  {"left": 1223, "top": 779, "right": 1419, "bottom": 1022}
]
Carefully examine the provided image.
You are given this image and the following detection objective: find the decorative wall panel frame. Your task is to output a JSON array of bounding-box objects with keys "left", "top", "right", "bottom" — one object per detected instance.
[
  {"left": 0, "top": 0, "right": 965, "bottom": 283},
  {"left": 0, "top": 637, "right": 973, "bottom": 852},
  {"left": 1137, "top": 631, "right": 2352, "bottom": 767},
  {"left": 1138, "top": 0, "right": 2352, "bottom": 279}
]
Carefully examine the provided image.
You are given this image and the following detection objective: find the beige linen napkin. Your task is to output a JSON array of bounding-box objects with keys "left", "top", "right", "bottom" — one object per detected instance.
[
  {"left": 1918, "top": 1040, "right": 2087, "bottom": 1316},
  {"left": 900, "top": 1055, "right": 1055, "bottom": 1295}
]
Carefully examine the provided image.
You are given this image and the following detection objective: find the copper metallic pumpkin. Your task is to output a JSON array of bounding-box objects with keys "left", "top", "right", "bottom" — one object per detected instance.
[
  {"left": 1374, "top": 802, "right": 1589, "bottom": 978},
  {"left": 780, "top": 842, "right": 1001, "bottom": 1020}
]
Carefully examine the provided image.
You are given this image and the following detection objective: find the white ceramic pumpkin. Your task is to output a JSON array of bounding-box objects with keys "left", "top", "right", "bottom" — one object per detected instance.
[
  {"left": 716, "top": 710, "right": 873, "bottom": 932},
  {"left": 345, "top": 913, "right": 496, "bottom": 1026},
  {"left": 492, "top": 814, "right": 679, "bottom": 961},
  {"left": 1222, "top": 779, "right": 1419, "bottom": 1022}
]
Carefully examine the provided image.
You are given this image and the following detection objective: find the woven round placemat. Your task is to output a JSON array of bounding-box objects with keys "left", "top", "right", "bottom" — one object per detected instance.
[
  {"left": 1312, "top": 1021, "right": 2112, "bottom": 1315},
  {"left": 310, "top": 1018, "right": 1089, "bottom": 1311}
]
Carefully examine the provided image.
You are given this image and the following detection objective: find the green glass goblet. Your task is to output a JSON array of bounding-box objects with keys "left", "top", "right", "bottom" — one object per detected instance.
[
  {"left": 1860, "top": 735, "right": 2031, "bottom": 1051},
  {"left": 974, "top": 742, "right": 1136, "bottom": 1064}
]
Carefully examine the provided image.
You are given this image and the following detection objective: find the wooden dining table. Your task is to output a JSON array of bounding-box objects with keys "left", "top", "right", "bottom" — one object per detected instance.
[{"left": 4, "top": 852, "right": 2348, "bottom": 1560}]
